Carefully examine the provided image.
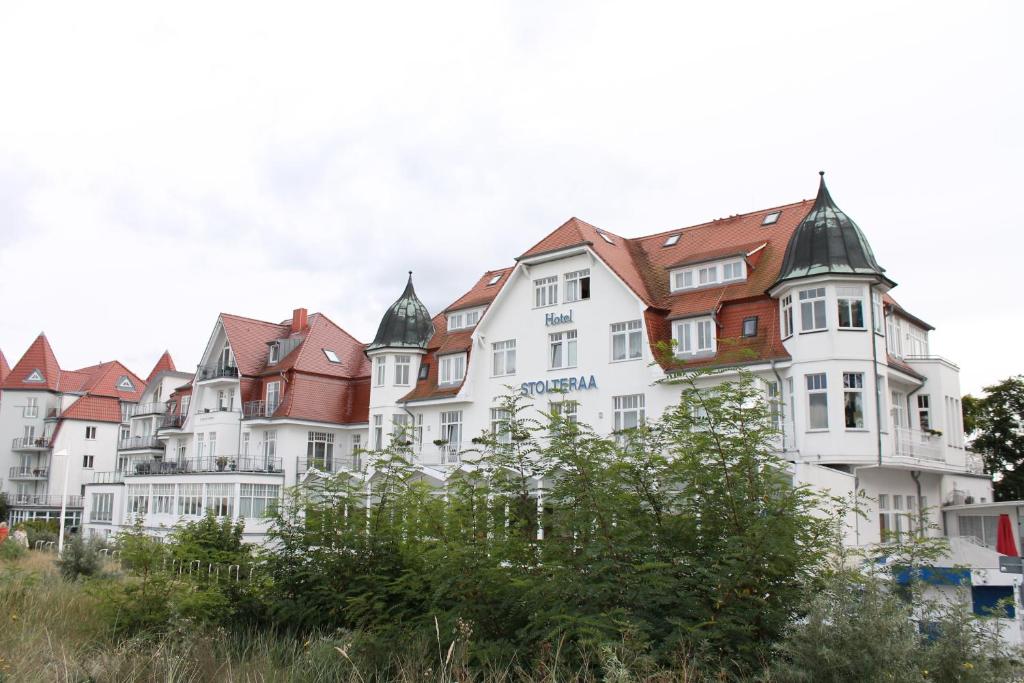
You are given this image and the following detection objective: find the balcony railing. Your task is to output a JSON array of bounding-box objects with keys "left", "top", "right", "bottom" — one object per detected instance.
[
  {"left": 124, "top": 402, "right": 168, "bottom": 418},
  {"left": 92, "top": 470, "right": 125, "bottom": 484},
  {"left": 160, "top": 414, "right": 187, "bottom": 429},
  {"left": 7, "top": 494, "right": 83, "bottom": 508},
  {"left": 892, "top": 427, "right": 944, "bottom": 462},
  {"left": 197, "top": 365, "right": 239, "bottom": 381},
  {"left": 296, "top": 455, "right": 363, "bottom": 476},
  {"left": 128, "top": 456, "right": 283, "bottom": 476},
  {"left": 11, "top": 436, "right": 51, "bottom": 450},
  {"left": 242, "top": 400, "right": 281, "bottom": 419},
  {"left": 9, "top": 466, "right": 49, "bottom": 480},
  {"left": 118, "top": 435, "right": 162, "bottom": 451}
]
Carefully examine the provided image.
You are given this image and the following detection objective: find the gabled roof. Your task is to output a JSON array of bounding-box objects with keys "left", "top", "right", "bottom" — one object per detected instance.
[
  {"left": 145, "top": 351, "right": 177, "bottom": 385},
  {"left": 219, "top": 313, "right": 291, "bottom": 376},
  {"left": 261, "top": 313, "right": 370, "bottom": 378},
  {"left": 3, "top": 334, "right": 62, "bottom": 391},
  {"left": 444, "top": 267, "right": 513, "bottom": 312},
  {"left": 0, "top": 349, "right": 9, "bottom": 384},
  {"left": 58, "top": 360, "right": 146, "bottom": 401}
]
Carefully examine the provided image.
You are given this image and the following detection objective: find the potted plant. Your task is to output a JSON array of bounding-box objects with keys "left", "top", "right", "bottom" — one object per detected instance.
[
  {"left": 216, "top": 456, "right": 228, "bottom": 471},
  {"left": 432, "top": 439, "right": 449, "bottom": 448}
]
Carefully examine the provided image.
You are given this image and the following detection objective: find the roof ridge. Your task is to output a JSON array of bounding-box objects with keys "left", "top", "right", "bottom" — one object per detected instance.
[
  {"left": 220, "top": 312, "right": 291, "bottom": 328},
  {"left": 633, "top": 198, "right": 813, "bottom": 242}
]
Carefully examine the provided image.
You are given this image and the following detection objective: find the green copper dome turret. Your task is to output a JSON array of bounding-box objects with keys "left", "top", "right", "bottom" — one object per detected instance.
[
  {"left": 367, "top": 272, "right": 434, "bottom": 352},
  {"left": 773, "top": 173, "right": 894, "bottom": 289}
]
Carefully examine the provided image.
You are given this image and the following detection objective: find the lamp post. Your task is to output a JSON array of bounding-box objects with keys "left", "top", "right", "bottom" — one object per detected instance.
[{"left": 55, "top": 448, "right": 70, "bottom": 555}]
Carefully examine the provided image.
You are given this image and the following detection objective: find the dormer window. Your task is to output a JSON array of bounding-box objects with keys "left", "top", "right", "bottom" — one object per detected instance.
[
  {"left": 117, "top": 376, "right": 136, "bottom": 392},
  {"left": 673, "top": 317, "right": 716, "bottom": 356},
  {"left": 268, "top": 343, "right": 280, "bottom": 365},
  {"left": 448, "top": 308, "right": 482, "bottom": 331},
  {"left": 438, "top": 353, "right": 466, "bottom": 386},
  {"left": 670, "top": 258, "right": 746, "bottom": 292},
  {"left": 24, "top": 369, "right": 45, "bottom": 383}
]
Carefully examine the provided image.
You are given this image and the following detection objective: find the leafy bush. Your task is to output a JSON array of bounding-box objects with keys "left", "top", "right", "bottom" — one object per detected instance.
[
  {"left": 56, "top": 534, "right": 103, "bottom": 581},
  {"left": 16, "top": 519, "right": 58, "bottom": 548},
  {"left": 0, "top": 538, "right": 27, "bottom": 561}
]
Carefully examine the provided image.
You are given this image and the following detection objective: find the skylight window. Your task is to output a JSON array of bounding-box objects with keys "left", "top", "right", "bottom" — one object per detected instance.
[
  {"left": 762, "top": 211, "right": 781, "bottom": 226},
  {"left": 323, "top": 349, "right": 341, "bottom": 363},
  {"left": 596, "top": 230, "right": 615, "bottom": 245},
  {"left": 663, "top": 234, "right": 681, "bottom": 247},
  {"left": 487, "top": 274, "right": 502, "bottom": 286}
]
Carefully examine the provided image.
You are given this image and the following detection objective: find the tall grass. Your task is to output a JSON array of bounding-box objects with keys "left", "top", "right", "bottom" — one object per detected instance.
[{"left": 2, "top": 553, "right": 697, "bottom": 682}]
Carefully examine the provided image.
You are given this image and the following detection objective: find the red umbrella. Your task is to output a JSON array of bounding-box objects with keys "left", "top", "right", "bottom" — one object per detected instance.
[{"left": 996, "top": 514, "right": 1019, "bottom": 557}]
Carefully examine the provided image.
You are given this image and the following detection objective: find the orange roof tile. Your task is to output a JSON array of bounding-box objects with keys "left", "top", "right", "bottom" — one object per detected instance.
[
  {"left": 59, "top": 395, "right": 123, "bottom": 422},
  {"left": 145, "top": 351, "right": 177, "bottom": 385},
  {"left": 0, "top": 349, "right": 10, "bottom": 384},
  {"left": 3, "top": 334, "right": 62, "bottom": 391}
]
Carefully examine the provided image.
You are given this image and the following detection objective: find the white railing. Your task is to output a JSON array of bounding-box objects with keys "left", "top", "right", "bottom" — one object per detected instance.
[
  {"left": 892, "top": 427, "right": 944, "bottom": 462},
  {"left": 124, "top": 402, "right": 168, "bottom": 418}
]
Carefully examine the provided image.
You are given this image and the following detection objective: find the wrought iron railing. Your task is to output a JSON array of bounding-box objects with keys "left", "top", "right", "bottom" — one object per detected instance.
[
  {"left": 118, "top": 435, "right": 162, "bottom": 450},
  {"left": 892, "top": 427, "right": 944, "bottom": 462},
  {"left": 7, "top": 494, "right": 83, "bottom": 508},
  {"left": 8, "top": 466, "right": 49, "bottom": 480},
  {"left": 160, "top": 414, "right": 187, "bottom": 429},
  {"left": 11, "top": 436, "right": 51, "bottom": 450},
  {"left": 124, "top": 402, "right": 168, "bottom": 418},
  {"left": 196, "top": 365, "right": 239, "bottom": 381},
  {"left": 242, "top": 400, "right": 281, "bottom": 419},
  {"left": 128, "top": 456, "right": 284, "bottom": 476}
]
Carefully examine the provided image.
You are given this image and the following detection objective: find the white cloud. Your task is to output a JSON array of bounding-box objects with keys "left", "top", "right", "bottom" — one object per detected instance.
[{"left": 0, "top": 0, "right": 1020, "bottom": 393}]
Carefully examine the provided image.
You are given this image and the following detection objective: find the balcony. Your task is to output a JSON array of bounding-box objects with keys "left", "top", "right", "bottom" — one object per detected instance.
[
  {"left": 242, "top": 400, "right": 281, "bottom": 419},
  {"left": 892, "top": 427, "right": 944, "bottom": 462},
  {"left": 8, "top": 494, "right": 83, "bottom": 508},
  {"left": 160, "top": 414, "right": 187, "bottom": 429},
  {"left": 127, "top": 455, "right": 283, "bottom": 476},
  {"left": 124, "top": 402, "right": 168, "bottom": 418},
  {"left": 9, "top": 466, "right": 49, "bottom": 481},
  {"left": 196, "top": 364, "right": 239, "bottom": 381},
  {"left": 11, "top": 436, "right": 51, "bottom": 451},
  {"left": 297, "top": 455, "right": 362, "bottom": 476},
  {"left": 92, "top": 470, "right": 125, "bottom": 484},
  {"left": 118, "top": 435, "right": 162, "bottom": 451}
]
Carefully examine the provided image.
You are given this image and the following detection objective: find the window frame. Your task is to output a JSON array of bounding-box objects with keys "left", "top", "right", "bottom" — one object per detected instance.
[
  {"left": 548, "top": 330, "right": 578, "bottom": 370},
  {"left": 533, "top": 276, "right": 558, "bottom": 308},
  {"left": 373, "top": 356, "right": 386, "bottom": 387},
  {"left": 837, "top": 286, "right": 866, "bottom": 330},
  {"left": 799, "top": 287, "right": 828, "bottom": 333},
  {"left": 394, "top": 355, "right": 411, "bottom": 386},
  {"left": 843, "top": 372, "right": 865, "bottom": 429},
  {"left": 492, "top": 339, "right": 517, "bottom": 377},
  {"left": 610, "top": 320, "right": 643, "bottom": 362},
  {"left": 673, "top": 317, "right": 716, "bottom": 356},
  {"left": 438, "top": 353, "right": 467, "bottom": 386},
  {"left": 806, "top": 372, "right": 829, "bottom": 430},
  {"left": 564, "top": 269, "right": 591, "bottom": 302}
]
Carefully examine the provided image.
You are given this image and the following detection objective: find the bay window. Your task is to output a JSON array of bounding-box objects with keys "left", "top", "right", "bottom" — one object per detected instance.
[
  {"left": 781, "top": 294, "right": 794, "bottom": 338},
  {"left": 837, "top": 286, "right": 865, "bottom": 329},
  {"left": 799, "top": 287, "right": 827, "bottom": 332},
  {"left": 843, "top": 372, "right": 865, "bottom": 428},
  {"left": 806, "top": 373, "right": 829, "bottom": 429},
  {"left": 374, "top": 356, "right": 386, "bottom": 386},
  {"left": 394, "top": 355, "right": 411, "bottom": 386}
]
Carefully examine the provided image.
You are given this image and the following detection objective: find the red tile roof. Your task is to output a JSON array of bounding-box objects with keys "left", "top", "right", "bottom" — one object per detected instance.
[
  {"left": 0, "top": 349, "right": 9, "bottom": 384},
  {"left": 145, "top": 351, "right": 177, "bottom": 385},
  {"left": 220, "top": 314, "right": 291, "bottom": 377},
  {"left": 3, "top": 334, "right": 62, "bottom": 391},
  {"left": 260, "top": 313, "right": 370, "bottom": 379},
  {"left": 59, "top": 395, "right": 123, "bottom": 423},
  {"left": 444, "top": 268, "right": 514, "bottom": 312}
]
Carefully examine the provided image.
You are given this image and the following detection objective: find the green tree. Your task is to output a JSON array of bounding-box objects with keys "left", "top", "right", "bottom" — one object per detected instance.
[{"left": 963, "top": 375, "right": 1024, "bottom": 500}]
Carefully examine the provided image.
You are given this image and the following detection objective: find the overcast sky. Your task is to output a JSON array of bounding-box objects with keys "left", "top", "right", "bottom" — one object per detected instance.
[{"left": 0, "top": 1, "right": 1019, "bottom": 395}]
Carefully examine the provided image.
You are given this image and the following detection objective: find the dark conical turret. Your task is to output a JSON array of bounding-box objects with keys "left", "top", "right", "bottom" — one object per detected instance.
[
  {"left": 773, "top": 173, "right": 894, "bottom": 289},
  {"left": 367, "top": 273, "right": 435, "bottom": 352}
]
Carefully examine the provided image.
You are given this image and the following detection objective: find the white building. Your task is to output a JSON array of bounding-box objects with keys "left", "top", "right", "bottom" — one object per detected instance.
[
  {"left": 82, "top": 308, "right": 370, "bottom": 541},
  {"left": 0, "top": 334, "right": 146, "bottom": 527},
  {"left": 365, "top": 174, "right": 990, "bottom": 551}
]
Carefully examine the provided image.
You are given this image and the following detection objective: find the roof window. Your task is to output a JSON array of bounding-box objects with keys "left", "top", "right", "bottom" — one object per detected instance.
[
  {"left": 596, "top": 230, "right": 615, "bottom": 245},
  {"left": 323, "top": 349, "right": 341, "bottom": 363},
  {"left": 762, "top": 211, "right": 781, "bottom": 226},
  {"left": 663, "top": 234, "right": 680, "bottom": 247},
  {"left": 487, "top": 274, "right": 502, "bottom": 286}
]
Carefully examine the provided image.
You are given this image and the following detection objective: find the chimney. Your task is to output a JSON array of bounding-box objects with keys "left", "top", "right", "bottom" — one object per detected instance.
[{"left": 291, "top": 308, "right": 308, "bottom": 333}]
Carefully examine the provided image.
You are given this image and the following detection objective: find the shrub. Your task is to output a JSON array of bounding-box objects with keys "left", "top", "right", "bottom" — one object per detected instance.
[
  {"left": 0, "top": 538, "right": 27, "bottom": 561},
  {"left": 57, "top": 534, "right": 103, "bottom": 581},
  {"left": 16, "top": 519, "right": 59, "bottom": 548}
]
